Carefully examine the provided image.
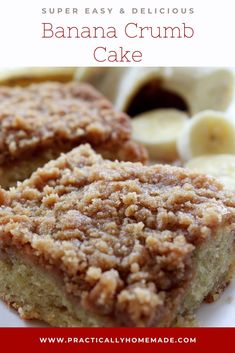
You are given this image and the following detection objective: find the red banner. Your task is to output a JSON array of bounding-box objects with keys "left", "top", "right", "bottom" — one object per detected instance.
[{"left": 0, "top": 328, "right": 233, "bottom": 353}]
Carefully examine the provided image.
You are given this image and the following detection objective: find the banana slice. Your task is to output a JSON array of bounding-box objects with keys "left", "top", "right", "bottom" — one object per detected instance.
[
  {"left": 177, "top": 110, "right": 235, "bottom": 162},
  {"left": 132, "top": 108, "right": 188, "bottom": 162},
  {"left": 185, "top": 154, "right": 235, "bottom": 192}
]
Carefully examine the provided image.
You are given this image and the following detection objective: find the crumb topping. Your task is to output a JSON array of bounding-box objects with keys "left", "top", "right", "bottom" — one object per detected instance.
[
  {"left": 0, "top": 145, "right": 234, "bottom": 326},
  {"left": 0, "top": 82, "right": 147, "bottom": 164}
]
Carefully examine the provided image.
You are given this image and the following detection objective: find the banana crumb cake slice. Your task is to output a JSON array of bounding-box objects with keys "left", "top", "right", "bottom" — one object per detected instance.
[
  {"left": 0, "top": 82, "right": 147, "bottom": 189},
  {"left": 0, "top": 144, "right": 235, "bottom": 327}
]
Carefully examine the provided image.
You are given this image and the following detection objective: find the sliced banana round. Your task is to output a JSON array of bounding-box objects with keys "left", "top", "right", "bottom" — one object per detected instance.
[
  {"left": 132, "top": 108, "right": 188, "bottom": 162},
  {"left": 185, "top": 154, "right": 235, "bottom": 192},
  {"left": 177, "top": 110, "right": 235, "bottom": 162}
]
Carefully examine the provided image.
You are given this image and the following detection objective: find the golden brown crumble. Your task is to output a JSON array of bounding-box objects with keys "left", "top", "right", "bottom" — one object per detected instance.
[
  {"left": 0, "top": 144, "right": 235, "bottom": 326},
  {"left": 0, "top": 82, "right": 147, "bottom": 165}
]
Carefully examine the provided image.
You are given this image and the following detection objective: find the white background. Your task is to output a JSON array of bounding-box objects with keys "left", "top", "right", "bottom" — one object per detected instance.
[{"left": 0, "top": 0, "right": 235, "bottom": 66}]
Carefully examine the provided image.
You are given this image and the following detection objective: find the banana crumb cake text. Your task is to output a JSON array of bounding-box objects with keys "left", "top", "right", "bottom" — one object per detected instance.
[
  {"left": 0, "top": 82, "right": 147, "bottom": 188},
  {"left": 0, "top": 144, "right": 235, "bottom": 327}
]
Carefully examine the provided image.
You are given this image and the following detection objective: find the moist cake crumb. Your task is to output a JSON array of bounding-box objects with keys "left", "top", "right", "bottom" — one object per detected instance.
[{"left": 0, "top": 144, "right": 235, "bottom": 326}]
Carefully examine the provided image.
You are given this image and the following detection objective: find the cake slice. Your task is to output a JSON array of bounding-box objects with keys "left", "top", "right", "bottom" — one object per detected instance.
[
  {"left": 0, "top": 144, "right": 234, "bottom": 327},
  {"left": 0, "top": 82, "right": 147, "bottom": 188}
]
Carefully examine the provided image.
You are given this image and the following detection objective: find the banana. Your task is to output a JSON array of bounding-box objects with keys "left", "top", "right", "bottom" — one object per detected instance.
[
  {"left": 0, "top": 68, "right": 76, "bottom": 86},
  {"left": 132, "top": 108, "right": 188, "bottom": 162},
  {"left": 76, "top": 67, "right": 108, "bottom": 83},
  {"left": 96, "top": 68, "right": 234, "bottom": 116},
  {"left": 76, "top": 67, "right": 128, "bottom": 103},
  {"left": 177, "top": 110, "right": 235, "bottom": 162},
  {"left": 163, "top": 68, "right": 235, "bottom": 115},
  {"left": 185, "top": 154, "right": 235, "bottom": 192}
]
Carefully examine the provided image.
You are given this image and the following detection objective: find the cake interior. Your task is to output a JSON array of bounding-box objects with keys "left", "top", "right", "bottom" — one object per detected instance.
[
  {"left": 181, "top": 227, "right": 234, "bottom": 314},
  {"left": 0, "top": 226, "right": 234, "bottom": 327},
  {"left": 0, "top": 140, "right": 147, "bottom": 189},
  {"left": 0, "top": 249, "right": 114, "bottom": 327}
]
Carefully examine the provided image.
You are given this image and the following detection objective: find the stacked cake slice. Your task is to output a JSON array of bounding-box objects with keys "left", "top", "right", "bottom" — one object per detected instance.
[{"left": 0, "top": 144, "right": 234, "bottom": 327}]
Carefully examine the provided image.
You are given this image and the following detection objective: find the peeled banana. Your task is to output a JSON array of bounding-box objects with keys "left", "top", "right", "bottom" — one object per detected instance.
[
  {"left": 132, "top": 108, "right": 188, "bottom": 162},
  {"left": 177, "top": 110, "right": 235, "bottom": 162},
  {"left": 0, "top": 68, "right": 76, "bottom": 86},
  {"left": 76, "top": 67, "right": 235, "bottom": 117}
]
